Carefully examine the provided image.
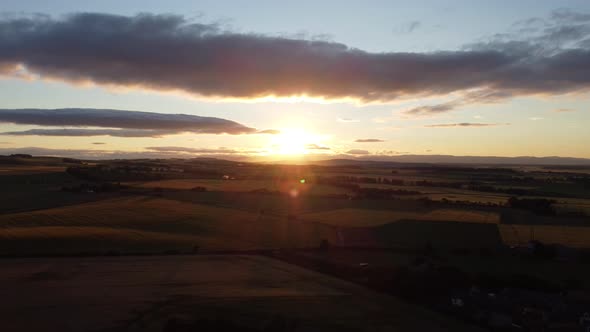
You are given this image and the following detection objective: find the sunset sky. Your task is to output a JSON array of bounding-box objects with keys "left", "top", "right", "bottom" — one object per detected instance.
[{"left": 0, "top": 0, "right": 589, "bottom": 160}]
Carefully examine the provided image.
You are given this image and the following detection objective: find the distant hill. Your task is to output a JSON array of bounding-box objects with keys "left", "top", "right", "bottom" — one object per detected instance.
[
  {"left": 3, "top": 152, "right": 590, "bottom": 166},
  {"left": 309, "top": 155, "right": 590, "bottom": 166}
]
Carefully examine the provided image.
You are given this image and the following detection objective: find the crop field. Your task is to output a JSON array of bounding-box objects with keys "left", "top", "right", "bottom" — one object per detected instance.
[
  {"left": 499, "top": 224, "right": 590, "bottom": 248},
  {"left": 300, "top": 208, "right": 500, "bottom": 227},
  {"left": 0, "top": 194, "right": 503, "bottom": 254},
  {"left": 0, "top": 226, "right": 207, "bottom": 255},
  {"left": 0, "top": 165, "right": 67, "bottom": 174},
  {"left": 0, "top": 255, "right": 478, "bottom": 332},
  {"left": 426, "top": 193, "right": 509, "bottom": 204},
  {"left": 0, "top": 196, "right": 340, "bottom": 255},
  {"left": 358, "top": 183, "right": 514, "bottom": 205},
  {"left": 0, "top": 156, "right": 588, "bottom": 256},
  {"left": 370, "top": 185, "right": 511, "bottom": 205},
  {"left": 554, "top": 199, "right": 590, "bottom": 215},
  {"left": 129, "top": 178, "right": 349, "bottom": 195}
]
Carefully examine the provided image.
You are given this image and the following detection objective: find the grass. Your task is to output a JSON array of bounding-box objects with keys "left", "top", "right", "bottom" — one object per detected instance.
[
  {"left": 0, "top": 196, "right": 256, "bottom": 230},
  {"left": 0, "top": 194, "right": 503, "bottom": 253},
  {"left": 538, "top": 183, "right": 590, "bottom": 198},
  {"left": 0, "top": 171, "right": 117, "bottom": 214},
  {"left": 0, "top": 196, "right": 340, "bottom": 254},
  {"left": 499, "top": 224, "right": 590, "bottom": 248},
  {"left": 300, "top": 208, "right": 500, "bottom": 227},
  {"left": 0, "top": 226, "right": 206, "bottom": 255}
]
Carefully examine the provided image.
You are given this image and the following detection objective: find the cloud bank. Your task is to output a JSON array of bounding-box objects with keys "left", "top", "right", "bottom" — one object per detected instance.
[
  {"left": 1, "top": 128, "right": 175, "bottom": 137},
  {"left": 0, "top": 146, "right": 254, "bottom": 160},
  {"left": 0, "top": 11, "right": 589, "bottom": 103},
  {"left": 0, "top": 108, "right": 270, "bottom": 137}
]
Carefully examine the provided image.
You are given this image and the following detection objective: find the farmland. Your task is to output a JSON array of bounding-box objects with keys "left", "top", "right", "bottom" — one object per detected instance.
[
  {"left": 2, "top": 155, "right": 590, "bottom": 331},
  {"left": 299, "top": 208, "right": 500, "bottom": 227},
  {"left": 128, "top": 178, "right": 348, "bottom": 195},
  {"left": 499, "top": 224, "right": 590, "bottom": 248},
  {"left": 0, "top": 196, "right": 341, "bottom": 255},
  {"left": 2, "top": 155, "right": 590, "bottom": 253}
]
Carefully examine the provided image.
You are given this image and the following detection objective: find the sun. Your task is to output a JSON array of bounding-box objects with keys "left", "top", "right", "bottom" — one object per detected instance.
[{"left": 269, "top": 128, "right": 326, "bottom": 155}]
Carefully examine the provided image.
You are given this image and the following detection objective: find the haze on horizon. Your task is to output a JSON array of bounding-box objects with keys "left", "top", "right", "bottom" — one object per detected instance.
[{"left": 0, "top": 0, "right": 589, "bottom": 161}]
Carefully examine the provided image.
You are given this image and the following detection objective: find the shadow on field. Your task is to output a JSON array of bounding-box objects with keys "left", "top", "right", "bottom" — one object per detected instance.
[{"left": 163, "top": 315, "right": 301, "bottom": 332}]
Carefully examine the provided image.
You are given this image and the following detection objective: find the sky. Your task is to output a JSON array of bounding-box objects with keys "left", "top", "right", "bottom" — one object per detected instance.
[{"left": 0, "top": 0, "right": 589, "bottom": 160}]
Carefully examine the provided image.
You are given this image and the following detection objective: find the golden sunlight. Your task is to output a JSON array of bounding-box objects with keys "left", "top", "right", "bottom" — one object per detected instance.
[{"left": 269, "top": 128, "right": 327, "bottom": 155}]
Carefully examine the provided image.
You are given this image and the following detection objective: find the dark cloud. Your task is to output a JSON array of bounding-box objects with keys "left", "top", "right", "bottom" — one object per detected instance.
[
  {"left": 401, "top": 90, "right": 515, "bottom": 116},
  {"left": 346, "top": 149, "right": 370, "bottom": 155},
  {"left": 355, "top": 139, "right": 385, "bottom": 142},
  {"left": 470, "top": 9, "right": 590, "bottom": 56},
  {"left": 0, "top": 147, "right": 144, "bottom": 159},
  {"left": 402, "top": 103, "right": 456, "bottom": 116},
  {"left": 305, "top": 144, "right": 330, "bottom": 150},
  {"left": 92, "top": 142, "right": 105, "bottom": 145},
  {"left": 1, "top": 128, "right": 174, "bottom": 137},
  {"left": 0, "top": 108, "right": 265, "bottom": 137},
  {"left": 0, "top": 146, "right": 255, "bottom": 160},
  {"left": 1, "top": 12, "right": 590, "bottom": 103},
  {"left": 424, "top": 123, "right": 510, "bottom": 128}
]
